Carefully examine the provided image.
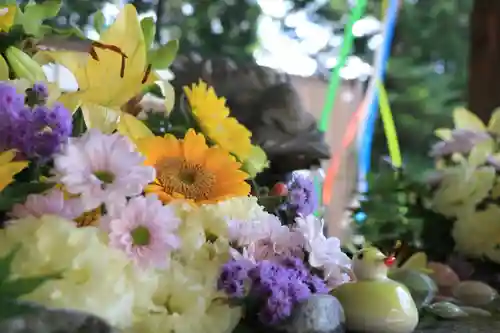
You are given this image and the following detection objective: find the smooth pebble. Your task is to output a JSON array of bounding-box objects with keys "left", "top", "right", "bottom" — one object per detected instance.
[
  {"left": 459, "top": 306, "right": 492, "bottom": 317},
  {"left": 453, "top": 280, "right": 497, "bottom": 306},
  {"left": 428, "top": 262, "right": 460, "bottom": 288},
  {"left": 426, "top": 301, "right": 468, "bottom": 319}
]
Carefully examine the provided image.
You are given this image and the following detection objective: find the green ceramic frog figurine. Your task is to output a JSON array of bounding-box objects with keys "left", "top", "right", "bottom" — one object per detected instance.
[{"left": 332, "top": 247, "right": 419, "bottom": 333}]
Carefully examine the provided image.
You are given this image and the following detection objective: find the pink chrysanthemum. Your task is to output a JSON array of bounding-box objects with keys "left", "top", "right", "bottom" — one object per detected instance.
[
  {"left": 52, "top": 129, "right": 156, "bottom": 211},
  {"left": 101, "top": 194, "right": 181, "bottom": 269},
  {"left": 10, "top": 188, "right": 84, "bottom": 220}
]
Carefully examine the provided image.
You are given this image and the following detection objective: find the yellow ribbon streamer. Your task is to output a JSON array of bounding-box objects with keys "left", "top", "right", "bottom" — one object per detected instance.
[
  {"left": 377, "top": 81, "right": 402, "bottom": 168},
  {"left": 382, "top": 0, "right": 389, "bottom": 17}
]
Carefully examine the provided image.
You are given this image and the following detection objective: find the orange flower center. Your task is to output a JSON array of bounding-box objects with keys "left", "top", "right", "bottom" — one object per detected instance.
[{"left": 156, "top": 157, "right": 216, "bottom": 201}]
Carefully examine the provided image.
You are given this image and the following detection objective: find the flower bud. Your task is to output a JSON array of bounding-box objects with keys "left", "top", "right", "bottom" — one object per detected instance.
[{"left": 4, "top": 46, "right": 46, "bottom": 83}]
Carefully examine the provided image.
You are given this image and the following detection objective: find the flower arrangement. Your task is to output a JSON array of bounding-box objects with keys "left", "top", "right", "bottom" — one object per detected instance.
[
  {"left": 218, "top": 211, "right": 351, "bottom": 330},
  {"left": 0, "top": 2, "right": 352, "bottom": 332}
]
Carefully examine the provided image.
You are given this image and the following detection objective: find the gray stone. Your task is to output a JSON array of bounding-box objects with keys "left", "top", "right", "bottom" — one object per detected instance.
[
  {"left": 389, "top": 269, "right": 438, "bottom": 309},
  {"left": 415, "top": 316, "right": 500, "bottom": 333},
  {"left": 0, "top": 303, "right": 120, "bottom": 333},
  {"left": 286, "top": 294, "right": 345, "bottom": 333}
]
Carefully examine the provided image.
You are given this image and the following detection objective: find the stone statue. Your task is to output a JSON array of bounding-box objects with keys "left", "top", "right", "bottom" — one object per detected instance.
[{"left": 170, "top": 54, "right": 331, "bottom": 185}]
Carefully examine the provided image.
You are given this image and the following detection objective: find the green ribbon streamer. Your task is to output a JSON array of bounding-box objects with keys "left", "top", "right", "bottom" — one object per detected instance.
[{"left": 318, "top": 0, "right": 368, "bottom": 133}]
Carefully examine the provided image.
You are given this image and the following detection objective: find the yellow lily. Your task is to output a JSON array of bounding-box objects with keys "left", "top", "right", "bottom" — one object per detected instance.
[
  {"left": 0, "top": 150, "right": 28, "bottom": 192},
  {"left": 0, "top": 5, "right": 16, "bottom": 32},
  {"left": 41, "top": 4, "right": 158, "bottom": 136}
]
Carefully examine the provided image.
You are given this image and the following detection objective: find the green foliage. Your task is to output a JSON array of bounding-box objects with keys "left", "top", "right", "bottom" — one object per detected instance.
[
  {"left": 18, "top": 0, "right": 108, "bottom": 28},
  {"left": 149, "top": 40, "right": 179, "bottom": 70},
  {"left": 0, "top": 182, "right": 54, "bottom": 211},
  {"left": 0, "top": 246, "right": 61, "bottom": 319},
  {"left": 18, "top": 0, "right": 62, "bottom": 36},
  {"left": 174, "top": 1, "right": 261, "bottom": 61},
  {"left": 143, "top": 93, "right": 198, "bottom": 139},
  {"left": 353, "top": 164, "right": 431, "bottom": 249},
  {"left": 92, "top": 10, "right": 105, "bottom": 34},
  {"left": 140, "top": 17, "right": 156, "bottom": 49},
  {"left": 370, "top": 0, "right": 473, "bottom": 171},
  {"left": 353, "top": 162, "right": 457, "bottom": 260}
]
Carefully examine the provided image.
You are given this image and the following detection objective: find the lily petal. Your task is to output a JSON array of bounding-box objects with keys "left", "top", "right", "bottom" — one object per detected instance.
[
  {"left": 81, "top": 103, "right": 120, "bottom": 133},
  {"left": 116, "top": 113, "right": 154, "bottom": 145}
]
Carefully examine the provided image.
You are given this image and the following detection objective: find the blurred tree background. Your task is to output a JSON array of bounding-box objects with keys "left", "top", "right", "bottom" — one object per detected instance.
[
  {"left": 373, "top": 1, "right": 472, "bottom": 171},
  {"left": 19, "top": 0, "right": 474, "bottom": 173},
  {"left": 255, "top": 0, "right": 472, "bottom": 171}
]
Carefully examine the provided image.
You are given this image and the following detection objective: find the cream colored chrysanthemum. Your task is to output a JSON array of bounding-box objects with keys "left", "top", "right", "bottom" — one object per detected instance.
[
  {"left": 183, "top": 196, "right": 270, "bottom": 242},
  {"left": 432, "top": 165, "right": 495, "bottom": 217},
  {"left": 0, "top": 215, "right": 158, "bottom": 328},
  {"left": 452, "top": 205, "right": 500, "bottom": 263},
  {"left": 129, "top": 240, "right": 241, "bottom": 333}
]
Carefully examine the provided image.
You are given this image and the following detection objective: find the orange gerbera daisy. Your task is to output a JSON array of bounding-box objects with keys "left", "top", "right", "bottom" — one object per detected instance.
[{"left": 137, "top": 129, "right": 250, "bottom": 204}]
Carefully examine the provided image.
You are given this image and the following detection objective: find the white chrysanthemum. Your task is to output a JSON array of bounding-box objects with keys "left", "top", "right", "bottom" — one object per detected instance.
[
  {"left": 452, "top": 205, "right": 500, "bottom": 263},
  {"left": 53, "top": 129, "right": 155, "bottom": 210},
  {"left": 227, "top": 213, "right": 282, "bottom": 246},
  {"left": 296, "top": 215, "right": 352, "bottom": 288},
  {"left": 0, "top": 215, "right": 158, "bottom": 329}
]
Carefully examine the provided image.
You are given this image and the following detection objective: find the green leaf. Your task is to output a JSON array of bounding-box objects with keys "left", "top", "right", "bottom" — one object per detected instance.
[
  {"left": 0, "top": 55, "right": 8, "bottom": 81},
  {"left": 21, "top": 0, "right": 62, "bottom": 36},
  {"left": 0, "top": 245, "right": 21, "bottom": 285},
  {"left": 4, "top": 46, "right": 46, "bottom": 82},
  {"left": 50, "top": 25, "right": 86, "bottom": 38},
  {"left": 37, "top": 25, "right": 54, "bottom": 36},
  {"left": 0, "top": 0, "right": 17, "bottom": 5},
  {"left": 0, "top": 298, "right": 36, "bottom": 320},
  {"left": 0, "top": 273, "right": 61, "bottom": 299},
  {"left": 140, "top": 17, "right": 156, "bottom": 48},
  {"left": 93, "top": 10, "right": 105, "bottom": 34},
  {"left": 148, "top": 40, "right": 179, "bottom": 70},
  {"left": 0, "top": 182, "right": 54, "bottom": 211}
]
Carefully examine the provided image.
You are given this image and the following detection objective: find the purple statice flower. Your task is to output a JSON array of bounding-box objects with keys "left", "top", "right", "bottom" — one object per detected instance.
[
  {"left": 280, "top": 256, "right": 309, "bottom": 280},
  {"left": 217, "top": 259, "right": 253, "bottom": 299},
  {"left": 32, "top": 82, "right": 49, "bottom": 100},
  {"left": 0, "top": 82, "right": 72, "bottom": 160},
  {"left": 305, "top": 274, "right": 329, "bottom": 294},
  {"left": 219, "top": 256, "right": 328, "bottom": 326},
  {"left": 287, "top": 175, "right": 317, "bottom": 216},
  {"left": 248, "top": 259, "right": 321, "bottom": 325},
  {"left": 25, "top": 81, "right": 50, "bottom": 107},
  {"left": 0, "top": 83, "right": 24, "bottom": 115},
  {"left": 248, "top": 260, "right": 287, "bottom": 294},
  {"left": 258, "top": 286, "right": 294, "bottom": 325}
]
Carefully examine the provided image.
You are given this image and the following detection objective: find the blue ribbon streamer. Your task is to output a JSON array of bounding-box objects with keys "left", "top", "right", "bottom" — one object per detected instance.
[{"left": 357, "top": 0, "right": 399, "bottom": 193}]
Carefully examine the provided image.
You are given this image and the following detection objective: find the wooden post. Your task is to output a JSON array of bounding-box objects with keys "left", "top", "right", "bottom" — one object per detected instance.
[{"left": 468, "top": 0, "right": 500, "bottom": 122}]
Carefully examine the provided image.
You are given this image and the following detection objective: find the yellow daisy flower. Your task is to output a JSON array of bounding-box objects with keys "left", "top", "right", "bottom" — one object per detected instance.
[
  {"left": 184, "top": 80, "right": 253, "bottom": 161},
  {"left": 137, "top": 129, "right": 250, "bottom": 204},
  {"left": 0, "top": 150, "right": 28, "bottom": 192}
]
